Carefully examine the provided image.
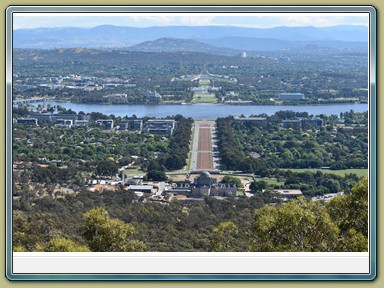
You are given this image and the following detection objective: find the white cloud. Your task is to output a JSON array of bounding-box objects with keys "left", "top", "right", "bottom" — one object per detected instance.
[
  {"left": 127, "top": 15, "right": 216, "bottom": 26},
  {"left": 273, "top": 15, "right": 368, "bottom": 27},
  {"left": 178, "top": 16, "right": 216, "bottom": 25},
  {"left": 129, "top": 15, "right": 173, "bottom": 25},
  {"left": 12, "top": 13, "right": 369, "bottom": 30}
]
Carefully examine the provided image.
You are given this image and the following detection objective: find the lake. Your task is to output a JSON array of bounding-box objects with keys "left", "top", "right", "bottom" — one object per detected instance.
[{"left": 44, "top": 102, "right": 368, "bottom": 120}]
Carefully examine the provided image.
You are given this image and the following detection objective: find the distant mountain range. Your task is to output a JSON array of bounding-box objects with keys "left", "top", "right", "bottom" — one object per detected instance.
[{"left": 13, "top": 25, "right": 368, "bottom": 53}]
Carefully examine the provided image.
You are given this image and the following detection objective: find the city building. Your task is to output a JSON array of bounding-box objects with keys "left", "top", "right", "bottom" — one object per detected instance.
[
  {"left": 74, "top": 120, "right": 89, "bottom": 127},
  {"left": 52, "top": 114, "right": 78, "bottom": 122},
  {"left": 146, "top": 91, "right": 162, "bottom": 103},
  {"left": 125, "top": 178, "right": 143, "bottom": 186},
  {"left": 102, "top": 93, "right": 127, "bottom": 98},
  {"left": 55, "top": 119, "right": 73, "bottom": 128},
  {"left": 164, "top": 172, "right": 237, "bottom": 198},
  {"left": 16, "top": 112, "right": 76, "bottom": 124},
  {"left": 274, "top": 189, "right": 303, "bottom": 198},
  {"left": 119, "top": 119, "right": 143, "bottom": 131},
  {"left": 17, "top": 118, "right": 38, "bottom": 126},
  {"left": 127, "top": 185, "right": 154, "bottom": 194},
  {"left": 262, "top": 189, "right": 303, "bottom": 201},
  {"left": 95, "top": 119, "right": 114, "bottom": 130},
  {"left": 119, "top": 121, "right": 129, "bottom": 130},
  {"left": 225, "top": 91, "right": 239, "bottom": 97},
  {"left": 282, "top": 119, "right": 302, "bottom": 129},
  {"left": 29, "top": 113, "right": 53, "bottom": 122},
  {"left": 143, "top": 119, "right": 175, "bottom": 135},
  {"left": 192, "top": 171, "right": 236, "bottom": 197},
  {"left": 234, "top": 117, "right": 267, "bottom": 127},
  {"left": 167, "top": 182, "right": 193, "bottom": 197},
  {"left": 78, "top": 113, "right": 91, "bottom": 121},
  {"left": 282, "top": 118, "right": 324, "bottom": 129},
  {"left": 277, "top": 93, "right": 305, "bottom": 101},
  {"left": 301, "top": 117, "right": 323, "bottom": 128}
]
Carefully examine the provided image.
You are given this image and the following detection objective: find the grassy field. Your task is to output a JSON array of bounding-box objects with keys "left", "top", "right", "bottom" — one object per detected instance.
[
  {"left": 186, "top": 125, "right": 196, "bottom": 171},
  {"left": 198, "top": 79, "right": 211, "bottom": 86},
  {"left": 279, "top": 168, "right": 368, "bottom": 178},
  {"left": 191, "top": 92, "right": 217, "bottom": 104},
  {"left": 236, "top": 190, "right": 245, "bottom": 196},
  {"left": 123, "top": 168, "right": 145, "bottom": 176},
  {"left": 258, "top": 178, "right": 285, "bottom": 186}
]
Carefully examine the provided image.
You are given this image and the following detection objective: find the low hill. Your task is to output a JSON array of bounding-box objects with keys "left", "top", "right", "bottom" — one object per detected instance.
[{"left": 126, "top": 38, "right": 240, "bottom": 56}]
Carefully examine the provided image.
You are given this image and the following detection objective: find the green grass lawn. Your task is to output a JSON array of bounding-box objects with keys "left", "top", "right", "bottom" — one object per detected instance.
[
  {"left": 198, "top": 79, "right": 211, "bottom": 86},
  {"left": 236, "top": 190, "right": 245, "bottom": 196},
  {"left": 123, "top": 168, "right": 145, "bottom": 176},
  {"left": 186, "top": 126, "right": 195, "bottom": 171},
  {"left": 279, "top": 168, "right": 368, "bottom": 178},
  {"left": 258, "top": 178, "right": 285, "bottom": 186},
  {"left": 191, "top": 92, "right": 217, "bottom": 104}
]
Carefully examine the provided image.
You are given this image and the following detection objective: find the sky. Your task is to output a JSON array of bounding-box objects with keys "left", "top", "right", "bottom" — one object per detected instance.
[{"left": 13, "top": 13, "right": 369, "bottom": 30}]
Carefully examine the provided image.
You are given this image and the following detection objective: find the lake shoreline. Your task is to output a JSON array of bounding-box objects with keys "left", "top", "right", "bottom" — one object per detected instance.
[
  {"left": 29, "top": 101, "right": 368, "bottom": 120},
  {"left": 54, "top": 99, "right": 366, "bottom": 106}
]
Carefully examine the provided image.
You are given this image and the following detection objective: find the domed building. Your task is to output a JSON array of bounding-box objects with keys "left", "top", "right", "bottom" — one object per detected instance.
[
  {"left": 192, "top": 171, "right": 236, "bottom": 197},
  {"left": 195, "top": 171, "right": 216, "bottom": 186}
]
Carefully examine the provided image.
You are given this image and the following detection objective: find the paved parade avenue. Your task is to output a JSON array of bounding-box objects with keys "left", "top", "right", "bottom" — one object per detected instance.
[{"left": 190, "top": 120, "right": 219, "bottom": 172}]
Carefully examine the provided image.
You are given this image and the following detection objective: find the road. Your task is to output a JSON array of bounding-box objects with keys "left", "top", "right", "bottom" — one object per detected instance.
[{"left": 190, "top": 120, "right": 220, "bottom": 172}]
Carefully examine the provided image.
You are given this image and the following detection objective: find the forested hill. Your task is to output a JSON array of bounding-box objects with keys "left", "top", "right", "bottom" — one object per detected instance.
[
  {"left": 127, "top": 38, "right": 240, "bottom": 56},
  {"left": 13, "top": 178, "right": 368, "bottom": 252}
]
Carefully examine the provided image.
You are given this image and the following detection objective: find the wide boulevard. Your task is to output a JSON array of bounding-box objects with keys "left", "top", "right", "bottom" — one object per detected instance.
[{"left": 190, "top": 120, "right": 219, "bottom": 172}]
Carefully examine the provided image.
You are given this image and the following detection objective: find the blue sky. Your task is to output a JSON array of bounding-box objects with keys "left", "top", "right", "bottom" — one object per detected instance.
[{"left": 13, "top": 13, "right": 369, "bottom": 30}]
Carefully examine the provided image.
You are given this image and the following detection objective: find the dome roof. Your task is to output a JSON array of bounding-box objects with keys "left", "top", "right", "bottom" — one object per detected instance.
[{"left": 200, "top": 171, "right": 211, "bottom": 177}]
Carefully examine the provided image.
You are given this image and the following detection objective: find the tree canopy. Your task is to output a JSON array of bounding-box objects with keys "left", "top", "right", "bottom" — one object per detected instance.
[
  {"left": 251, "top": 177, "right": 368, "bottom": 252},
  {"left": 82, "top": 207, "right": 146, "bottom": 252},
  {"left": 252, "top": 197, "right": 339, "bottom": 252},
  {"left": 327, "top": 177, "right": 368, "bottom": 251}
]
